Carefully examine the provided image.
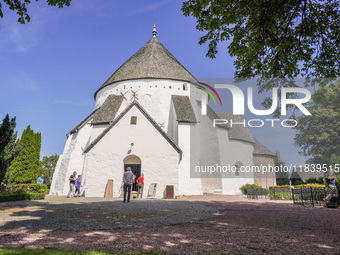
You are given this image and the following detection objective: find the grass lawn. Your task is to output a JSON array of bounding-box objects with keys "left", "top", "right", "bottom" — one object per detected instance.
[
  {"left": 0, "top": 248, "right": 230, "bottom": 255},
  {"left": 0, "top": 248, "right": 161, "bottom": 255},
  {"left": 0, "top": 248, "right": 232, "bottom": 255}
]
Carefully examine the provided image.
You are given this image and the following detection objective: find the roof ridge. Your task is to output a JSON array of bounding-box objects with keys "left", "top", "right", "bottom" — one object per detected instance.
[
  {"left": 84, "top": 101, "right": 182, "bottom": 156},
  {"left": 94, "top": 37, "right": 199, "bottom": 98}
]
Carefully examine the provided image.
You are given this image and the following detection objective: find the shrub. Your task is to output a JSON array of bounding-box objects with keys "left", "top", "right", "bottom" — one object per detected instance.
[
  {"left": 269, "top": 185, "right": 290, "bottom": 189},
  {"left": 0, "top": 184, "right": 47, "bottom": 202},
  {"left": 0, "top": 184, "right": 48, "bottom": 195},
  {"left": 240, "top": 184, "right": 263, "bottom": 195},
  {"left": 269, "top": 190, "right": 292, "bottom": 200},
  {"left": 269, "top": 184, "right": 325, "bottom": 189},
  {"left": 294, "top": 184, "right": 325, "bottom": 188}
]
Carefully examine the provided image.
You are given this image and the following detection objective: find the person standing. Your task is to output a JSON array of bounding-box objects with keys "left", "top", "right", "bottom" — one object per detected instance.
[
  {"left": 123, "top": 167, "right": 135, "bottom": 203},
  {"left": 136, "top": 173, "right": 144, "bottom": 198},
  {"left": 75, "top": 174, "right": 82, "bottom": 197},
  {"left": 67, "top": 171, "right": 77, "bottom": 198},
  {"left": 328, "top": 169, "right": 336, "bottom": 188},
  {"left": 324, "top": 169, "right": 337, "bottom": 206},
  {"left": 36, "top": 174, "right": 44, "bottom": 184}
]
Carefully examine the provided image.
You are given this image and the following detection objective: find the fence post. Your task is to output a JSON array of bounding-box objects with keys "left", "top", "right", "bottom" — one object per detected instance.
[
  {"left": 310, "top": 186, "right": 314, "bottom": 208},
  {"left": 274, "top": 188, "right": 276, "bottom": 200},
  {"left": 300, "top": 188, "right": 304, "bottom": 205},
  {"left": 292, "top": 188, "right": 295, "bottom": 204}
]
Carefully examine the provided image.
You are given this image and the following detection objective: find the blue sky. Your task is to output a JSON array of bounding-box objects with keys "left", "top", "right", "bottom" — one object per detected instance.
[{"left": 0, "top": 0, "right": 309, "bottom": 165}]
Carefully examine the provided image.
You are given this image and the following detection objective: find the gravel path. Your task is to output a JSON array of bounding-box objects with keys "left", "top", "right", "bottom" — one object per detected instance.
[
  {"left": 0, "top": 195, "right": 339, "bottom": 254},
  {"left": 0, "top": 196, "right": 217, "bottom": 231}
]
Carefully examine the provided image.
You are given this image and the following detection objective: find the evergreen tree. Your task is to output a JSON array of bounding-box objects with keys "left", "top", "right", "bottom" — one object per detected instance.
[
  {"left": 9, "top": 125, "right": 41, "bottom": 184},
  {"left": 1, "top": 132, "right": 21, "bottom": 185},
  {"left": 0, "top": 114, "right": 16, "bottom": 184}
]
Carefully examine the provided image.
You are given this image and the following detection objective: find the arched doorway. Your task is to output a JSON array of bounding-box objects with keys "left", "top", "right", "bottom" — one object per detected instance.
[{"left": 123, "top": 155, "right": 141, "bottom": 191}]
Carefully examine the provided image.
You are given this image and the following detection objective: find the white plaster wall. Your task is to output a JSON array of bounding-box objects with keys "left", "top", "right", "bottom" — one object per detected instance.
[
  {"left": 82, "top": 105, "right": 180, "bottom": 198},
  {"left": 196, "top": 107, "right": 223, "bottom": 194},
  {"left": 220, "top": 139, "right": 255, "bottom": 194},
  {"left": 94, "top": 80, "right": 205, "bottom": 134},
  {"left": 178, "top": 123, "right": 203, "bottom": 196},
  {"left": 50, "top": 121, "right": 93, "bottom": 195},
  {"left": 89, "top": 124, "right": 109, "bottom": 144},
  {"left": 167, "top": 100, "right": 179, "bottom": 144}
]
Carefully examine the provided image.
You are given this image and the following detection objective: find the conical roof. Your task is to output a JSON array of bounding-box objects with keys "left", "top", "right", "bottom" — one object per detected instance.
[{"left": 95, "top": 36, "right": 199, "bottom": 97}]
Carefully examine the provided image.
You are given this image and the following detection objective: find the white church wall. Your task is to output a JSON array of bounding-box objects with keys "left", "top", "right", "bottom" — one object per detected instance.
[
  {"left": 167, "top": 100, "right": 179, "bottom": 144},
  {"left": 95, "top": 79, "right": 197, "bottom": 133},
  {"left": 82, "top": 105, "right": 180, "bottom": 198},
  {"left": 178, "top": 123, "right": 203, "bottom": 196},
  {"left": 50, "top": 121, "right": 93, "bottom": 195},
  {"left": 50, "top": 131, "right": 74, "bottom": 194},
  {"left": 197, "top": 109, "right": 223, "bottom": 194},
  {"left": 89, "top": 124, "right": 109, "bottom": 144},
  {"left": 221, "top": 139, "right": 255, "bottom": 194}
]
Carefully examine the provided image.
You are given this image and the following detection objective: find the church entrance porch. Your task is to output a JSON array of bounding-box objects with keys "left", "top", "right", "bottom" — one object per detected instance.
[
  {"left": 123, "top": 155, "right": 142, "bottom": 193},
  {"left": 124, "top": 164, "right": 141, "bottom": 191}
]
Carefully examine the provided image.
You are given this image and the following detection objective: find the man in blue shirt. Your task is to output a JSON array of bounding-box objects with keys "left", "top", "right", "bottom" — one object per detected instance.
[
  {"left": 67, "top": 171, "right": 77, "bottom": 198},
  {"left": 36, "top": 174, "right": 44, "bottom": 184}
]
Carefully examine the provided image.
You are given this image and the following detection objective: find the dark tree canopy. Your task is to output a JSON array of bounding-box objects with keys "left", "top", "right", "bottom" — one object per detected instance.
[
  {"left": 0, "top": 114, "right": 16, "bottom": 184},
  {"left": 0, "top": 0, "right": 71, "bottom": 24},
  {"left": 294, "top": 80, "right": 340, "bottom": 164},
  {"left": 41, "top": 154, "right": 59, "bottom": 177},
  {"left": 39, "top": 154, "right": 59, "bottom": 187},
  {"left": 182, "top": 0, "right": 340, "bottom": 79}
]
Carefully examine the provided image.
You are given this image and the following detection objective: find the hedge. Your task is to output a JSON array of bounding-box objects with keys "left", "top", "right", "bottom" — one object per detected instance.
[
  {"left": 1, "top": 184, "right": 49, "bottom": 195},
  {"left": 240, "top": 184, "right": 263, "bottom": 194},
  {"left": 269, "top": 184, "right": 326, "bottom": 189},
  {"left": 0, "top": 193, "right": 45, "bottom": 202}
]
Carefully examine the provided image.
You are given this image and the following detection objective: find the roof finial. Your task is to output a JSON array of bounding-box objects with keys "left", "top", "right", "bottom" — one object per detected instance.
[{"left": 152, "top": 24, "right": 157, "bottom": 37}]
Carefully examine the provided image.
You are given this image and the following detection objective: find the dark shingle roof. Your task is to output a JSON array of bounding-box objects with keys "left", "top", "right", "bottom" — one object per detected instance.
[
  {"left": 216, "top": 113, "right": 255, "bottom": 143},
  {"left": 95, "top": 37, "right": 199, "bottom": 97},
  {"left": 290, "top": 167, "right": 325, "bottom": 181},
  {"left": 253, "top": 137, "right": 275, "bottom": 157},
  {"left": 172, "top": 95, "right": 197, "bottom": 123},
  {"left": 68, "top": 109, "right": 99, "bottom": 136},
  {"left": 91, "top": 95, "right": 124, "bottom": 125},
  {"left": 195, "top": 101, "right": 229, "bottom": 130}
]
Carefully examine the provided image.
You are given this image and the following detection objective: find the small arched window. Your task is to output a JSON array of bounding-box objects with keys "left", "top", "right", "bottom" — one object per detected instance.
[
  {"left": 183, "top": 83, "right": 187, "bottom": 91},
  {"left": 235, "top": 161, "right": 243, "bottom": 177}
]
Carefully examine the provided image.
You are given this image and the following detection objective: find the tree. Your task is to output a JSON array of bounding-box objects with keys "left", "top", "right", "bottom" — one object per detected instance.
[
  {"left": 0, "top": 114, "right": 16, "bottom": 184},
  {"left": 182, "top": 0, "right": 340, "bottom": 79},
  {"left": 294, "top": 81, "right": 340, "bottom": 164},
  {"left": 274, "top": 151, "right": 289, "bottom": 185},
  {"left": 9, "top": 125, "right": 41, "bottom": 184},
  {"left": 0, "top": 0, "right": 71, "bottom": 24},
  {"left": 182, "top": 1, "right": 340, "bottom": 91},
  {"left": 1, "top": 131, "right": 21, "bottom": 184},
  {"left": 329, "top": 154, "right": 340, "bottom": 186},
  {"left": 40, "top": 154, "right": 59, "bottom": 187}
]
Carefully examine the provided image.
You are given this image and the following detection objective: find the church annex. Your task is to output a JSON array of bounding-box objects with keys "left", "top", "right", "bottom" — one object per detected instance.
[{"left": 50, "top": 27, "right": 276, "bottom": 198}]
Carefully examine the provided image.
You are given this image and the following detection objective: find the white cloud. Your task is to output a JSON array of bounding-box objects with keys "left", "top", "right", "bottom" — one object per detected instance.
[
  {"left": 129, "top": 0, "right": 176, "bottom": 14},
  {"left": 53, "top": 97, "right": 91, "bottom": 107},
  {"left": 3, "top": 72, "right": 39, "bottom": 91}
]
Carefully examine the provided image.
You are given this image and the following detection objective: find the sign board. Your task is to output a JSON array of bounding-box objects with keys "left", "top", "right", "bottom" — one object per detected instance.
[{"left": 147, "top": 183, "right": 157, "bottom": 198}]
